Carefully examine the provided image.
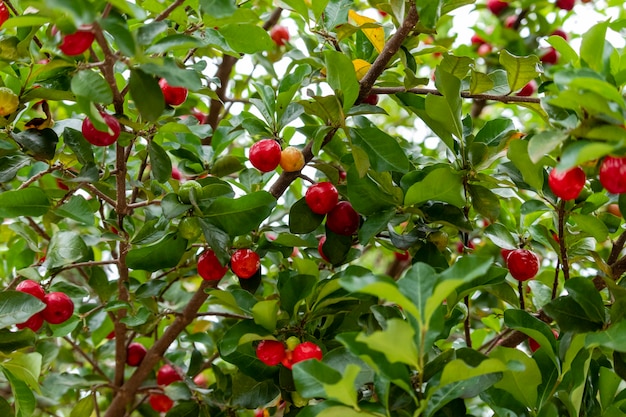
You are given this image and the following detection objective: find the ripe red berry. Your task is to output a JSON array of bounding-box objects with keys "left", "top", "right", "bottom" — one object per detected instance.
[
  {"left": 471, "top": 33, "right": 485, "bottom": 46},
  {"left": 500, "top": 248, "right": 514, "bottom": 264},
  {"left": 197, "top": 249, "right": 229, "bottom": 281},
  {"left": 516, "top": 81, "right": 536, "bottom": 97},
  {"left": 249, "top": 139, "right": 282, "bottom": 172},
  {"left": 0, "top": 1, "right": 10, "bottom": 27},
  {"left": 16, "top": 312, "right": 44, "bottom": 332},
  {"left": 600, "top": 156, "right": 626, "bottom": 194},
  {"left": 362, "top": 94, "right": 379, "bottom": 106},
  {"left": 256, "top": 340, "right": 286, "bottom": 366},
  {"left": 230, "top": 249, "right": 260, "bottom": 279},
  {"left": 305, "top": 182, "right": 339, "bottom": 215},
  {"left": 507, "top": 249, "right": 539, "bottom": 281},
  {"left": 487, "top": 0, "right": 508, "bottom": 15},
  {"left": 292, "top": 341, "right": 323, "bottom": 365},
  {"left": 157, "top": 364, "right": 182, "bottom": 386},
  {"left": 326, "top": 201, "right": 360, "bottom": 236},
  {"left": 477, "top": 43, "right": 493, "bottom": 56},
  {"left": 58, "top": 26, "right": 95, "bottom": 56},
  {"left": 541, "top": 47, "right": 558, "bottom": 65},
  {"left": 16, "top": 279, "right": 46, "bottom": 300},
  {"left": 82, "top": 112, "right": 121, "bottom": 147},
  {"left": 126, "top": 342, "right": 147, "bottom": 367},
  {"left": 270, "top": 25, "right": 290, "bottom": 46},
  {"left": 548, "top": 166, "right": 586, "bottom": 200},
  {"left": 171, "top": 166, "right": 183, "bottom": 180},
  {"left": 41, "top": 292, "right": 74, "bottom": 324},
  {"left": 551, "top": 29, "right": 568, "bottom": 40},
  {"left": 394, "top": 250, "right": 410, "bottom": 262},
  {"left": 555, "top": 0, "right": 575, "bottom": 10},
  {"left": 159, "top": 78, "right": 188, "bottom": 106},
  {"left": 149, "top": 394, "right": 174, "bottom": 413},
  {"left": 529, "top": 329, "right": 559, "bottom": 353},
  {"left": 504, "top": 15, "right": 517, "bottom": 29},
  {"left": 318, "top": 236, "right": 331, "bottom": 263}
]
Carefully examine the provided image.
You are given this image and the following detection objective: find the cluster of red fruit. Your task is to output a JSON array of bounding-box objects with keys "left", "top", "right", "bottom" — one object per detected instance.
[
  {"left": 0, "top": 1, "right": 10, "bottom": 27},
  {"left": 255, "top": 339, "right": 323, "bottom": 369},
  {"left": 249, "top": 138, "right": 305, "bottom": 173},
  {"left": 15, "top": 279, "right": 74, "bottom": 331},
  {"left": 197, "top": 248, "right": 261, "bottom": 281},
  {"left": 150, "top": 364, "right": 183, "bottom": 412}
]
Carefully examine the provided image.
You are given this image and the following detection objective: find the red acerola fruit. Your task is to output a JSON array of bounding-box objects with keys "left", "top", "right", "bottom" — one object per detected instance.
[
  {"left": 305, "top": 182, "right": 339, "bottom": 215},
  {"left": 159, "top": 78, "right": 188, "bottom": 106},
  {"left": 362, "top": 94, "right": 379, "bottom": 106},
  {"left": 500, "top": 248, "right": 514, "bottom": 264},
  {"left": 477, "top": 43, "right": 493, "bottom": 56},
  {"left": 516, "top": 80, "right": 536, "bottom": 97},
  {"left": 149, "top": 394, "right": 174, "bottom": 413},
  {"left": 0, "top": 1, "right": 10, "bottom": 27},
  {"left": 326, "top": 201, "right": 360, "bottom": 236},
  {"left": 318, "top": 236, "right": 331, "bottom": 263},
  {"left": 555, "top": 0, "right": 575, "bottom": 10},
  {"left": 541, "top": 47, "right": 558, "bottom": 65},
  {"left": 471, "top": 33, "right": 486, "bottom": 46},
  {"left": 230, "top": 249, "right": 261, "bottom": 279},
  {"left": 529, "top": 329, "right": 559, "bottom": 353},
  {"left": 256, "top": 340, "right": 286, "bottom": 366},
  {"left": 171, "top": 166, "right": 183, "bottom": 181},
  {"left": 16, "top": 279, "right": 46, "bottom": 300},
  {"left": 16, "top": 312, "right": 44, "bottom": 332},
  {"left": 507, "top": 249, "right": 539, "bottom": 282},
  {"left": 394, "top": 250, "right": 410, "bottom": 262},
  {"left": 126, "top": 342, "right": 147, "bottom": 367},
  {"left": 41, "top": 292, "right": 74, "bottom": 324},
  {"left": 82, "top": 112, "right": 121, "bottom": 147},
  {"left": 58, "top": 26, "right": 95, "bottom": 56},
  {"left": 487, "top": 0, "right": 508, "bottom": 15},
  {"left": 270, "top": 25, "right": 290, "bottom": 46},
  {"left": 599, "top": 156, "right": 626, "bottom": 194},
  {"left": 551, "top": 29, "right": 568, "bottom": 40},
  {"left": 157, "top": 364, "right": 183, "bottom": 386},
  {"left": 548, "top": 166, "right": 586, "bottom": 200},
  {"left": 292, "top": 341, "right": 323, "bottom": 365},
  {"left": 197, "top": 249, "right": 229, "bottom": 281},
  {"left": 249, "top": 139, "right": 282, "bottom": 172}
]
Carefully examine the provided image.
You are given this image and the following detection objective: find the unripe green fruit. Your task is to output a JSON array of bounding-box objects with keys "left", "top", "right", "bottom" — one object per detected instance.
[
  {"left": 179, "top": 217, "right": 202, "bottom": 241},
  {"left": 178, "top": 180, "right": 202, "bottom": 204},
  {"left": 428, "top": 231, "right": 449, "bottom": 252},
  {"left": 0, "top": 87, "right": 19, "bottom": 116}
]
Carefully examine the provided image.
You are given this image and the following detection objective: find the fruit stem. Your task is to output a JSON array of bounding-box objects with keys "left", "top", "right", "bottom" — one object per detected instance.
[
  {"left": 557, "top": 200, "right": 570, "bottom": 281},
  {"left": 518, "top": 280, "right": 525, "bottom": 310},
  {"left": 551, "top": 260, "right": 560, "bottom": 300},
  {"left": 464, "top": 295, "right": 472, "bottom": 348}
]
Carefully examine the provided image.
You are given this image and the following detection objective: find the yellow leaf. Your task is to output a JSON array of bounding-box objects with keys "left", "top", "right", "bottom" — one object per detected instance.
[
  {"left": 348, "top": 10, "right": 385, "bottom": 53},
  {"left": 352, "top": 59, "right": 371, "bottom": 81}
]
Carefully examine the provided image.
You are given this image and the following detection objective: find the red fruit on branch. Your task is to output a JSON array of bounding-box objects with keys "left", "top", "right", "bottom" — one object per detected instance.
[
  {"left": 16, "top": 312, "right": 44, "bottom": 332},
  {"left": 58, "top": 26, "right": 95, "bottom": 56},
  {"left": 159, "top": 78, "right": 188, "bottom": 106},
  {"left": 16, "top": 279, "right": 46, "bottom": 300},
  {"left": 42, "top": 292, "right": 74, "bottom": 324},
  {"left": 305, "top": 182, "right": 339, "bottom": 215},
  {"left": 82, "top": 112, "right": 121, "bottom": 147},
  {"left": 551, "top": 29, "right": 568, "bottom": 40},
  {"left": 516, "top": 81, "right": 536, "bottom": 97},
  {"left": 230, "top": 249, "right": 260, "bottom": 279},
  {"left": 0, "top": 1, "right": 10, "bottom": 27},
  {"left": 157, "top": 364, "right": 182, "bottom": 386},
  {"left": 541, "top": 47, "right": 558, "bottom": 65},
  {"left": 500, "top": 248, "right": 514, "bottom": 264},
  {"left": 318, "top": 236, "right": 331, "bottom": 263},
  {"left": 555, "top": 0, "right": 575, "bottom": 10},
  {"left": 507, "top": 249, "right": 539, "bottom": 281},
  {"left": 292, "top": 341, "right": 323, "bottom": 365},
  {"left": 326, "top": 201, "right": 360, "bottom": 236},
  {"left": 270, "top": 25, "right": 290, "bottom": 46},
  {"left": 256, "top": 340, "right": 286, "bottom": 366},
  {"left": 249, "top": 139, "right": 282, "bottom": 172},
  {"left": 529, "top": 329, "right": 559, "bottom": 353},
  {"left": 599, "top": 156, "right": 626, "bottom": 194},
  {"left": 548, "top": 166, "right": 586, "bottom": 200},
  {"left": 126, "top": 343, "right": 147, "bottom": 367},
  {"left": 197, "top": 249, "right": 229, "bottom": 281},
  {"left": 149, "top": 394, "right": 174, "bottom": 413},
  {"left": 487, "top": 0, "right": 508, "bottom": 15},
  {"left": 279, "top": 146, "right": 305, "bottom": 172},
  {"left": 362, "top": 94, "right": 379, "bottom": 105}
]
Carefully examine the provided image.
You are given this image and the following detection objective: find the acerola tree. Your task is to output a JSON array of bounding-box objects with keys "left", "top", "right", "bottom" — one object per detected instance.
[{"left": 1, "top": 0, "right": 626, "bottom": 417}]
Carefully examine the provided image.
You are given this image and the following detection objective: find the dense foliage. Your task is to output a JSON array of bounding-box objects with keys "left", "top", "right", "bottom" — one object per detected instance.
[{"left": 1, "top": 0, "right": 626, "bottom": 416}]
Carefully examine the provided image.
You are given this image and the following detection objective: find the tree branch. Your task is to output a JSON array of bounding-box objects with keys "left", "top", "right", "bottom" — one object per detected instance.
[{"left": 371, "top": 87, "right": 542, "bottom": 104}]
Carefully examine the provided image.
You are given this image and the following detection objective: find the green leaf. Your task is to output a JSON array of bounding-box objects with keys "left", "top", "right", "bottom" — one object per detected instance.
[
  {"left": 404, "top": 166, "right": 465, "bottom": 208},
  {"left": 278, "top": 273, "right": 317, "bottom": 318},
  {"left": 13, "top": 128, "right": 58, "bottom": 161},
  {"left": 0, "top": 155, "right": 30, "bottom": 182},
  {"left": 140, "top": 58, "right": 203, "bottom": 91},
  {"left": 528, "top": 131, "right": 569, "bottom": 164},
  {"left": 199, "top": 0, "right": 237, "bottom": 18},
  {"left": 563, "top": 277, "right": 606, "bottom": 324},
  {"left": 0, "top": 187, "right": 50, "bottom": 217},
  {"left": 203, "top": 191, "right": 276, "bottom": 238},
  {"left": 484, "top": 223, "right": 517, "bottom": 249},
  {"left": 580, "top": 21, "right": 609, "bottom": 73},
  {"left": 499, "top": 50, "right": 540, "bottom": 94},
  {"left": 586, "top": 320, "right": 626, "bottom": 352},
  {"left": 3, "top": 352, "right": 42, "bottom": 392},
  {"left": 0, "top": 329, "right": 37, "bottom": 353},
  {"left": 439, "top": 54, "right": 473, "bottom": 79},
  {"left": 504, "top": 309, "right": 558, "bottom": 358},
  {"left": 126, "top": 233, "right": 187, "bottom": 272},
  {"left": 346, "top": 168, "right": 402, "bottom": 215},
  {"left": 324, "top": 50, "right": 359, "bottom": 111},
  {"left": 0, "top": 291, "right": 45, "bottom": 329},
  {"left": 148, "top": 141, "right": 172, "bottom": 183},
  {"left": 490, "top": 346, "right": 542, "bottom": 407},
  {"left": 129, "top": 69, "right": 165, "bottom": 122},
  {"left": 146, "top": 34, "right": 205, "bottom": 54},
  {"left": 474, "top": 118, "right": 516, "bottom": 146},
  {"left": 427, "top": 68, "right": 462, "bottom": 140},
  {"left": 1, "top": 367, "right": 36, "bottom": 417},
  {"left": 218, "top": 320, "right": 275, "bottom": 379},
  {"left": 440, "top": 358, "right": 508, "bottom": 386},
  {"left": 47, "top": 231, "right": 91, "bottom": 270},
  {"left": 507, "top": 139, "right": 544, "bottom": 190},
  {"left": 289, "top": 197, "right": 325, "bottom": 234},
  {"left": 396, "top": 92, "right": 455, "bottom": 151},
  {"left": 62, "top": 127, "right": 94, "bottom": 164},
  {"left": 559, "top": 140, "right": 615, "bottom": 169},
  {"left": 469, "top": 69, "right": 494, "bottom": 95},
  {"left": 220, "top": 24, "right": 274, "bottom": 54},
  {"left": 469, "top": 184, "right": 500, "bottom": 221},
  {"left": 251, "top": 300, "right": 279, "bottom": 333},
  {"left": 570, "top": 213, "right": 609, "bottom": 242},
  {"left": 356, "top": 319, "right": 419, "bottom": 368},
  {"left": 543, "top": 280, "right": 605, "bottom": 334},
  {"left": 350, "top": 127, "right": 410, "bottom": 173},
  {"left": 294, "top": 361, "right": 360, "bottom": 408},
  {"left": 71, "top": 70, "right": 113, "bottom": 104},
  {"left": 53, "top": 195, "right": 95, "bottom": 225}
]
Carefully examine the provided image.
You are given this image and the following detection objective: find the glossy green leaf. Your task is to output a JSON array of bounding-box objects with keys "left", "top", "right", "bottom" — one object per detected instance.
[
  {"left": 427, "top": 68, "right": 462, "bottom": 140},
  {"left": 0, "top": 329, "right": 37, "bottom": 353},
  {"left": 425, "top": 374, "right": 501, "bottom": 417},
  {"left": 53, "top": 195, "right": 95, "bottom": 225},
  {"left": 62, "top": 127, "right": 94, "bottom": 164},
  {"left": 404, "top": 166, "right": 465, "bottom": 208},
  {"left": 586, "top": 320, "right": 626, "bottom": 352},
  {"left": 324, "top": 50, "right": 359, "bottom": 111},
  {"left": 148, "top": 141, "right": 172, "bottom": 183},
  {"left": 528, "top": 130, "right": 568, "bottom": 164},
  {"left": 0, "top": 291, "right": 45, "bottom": 329},
  {"left": 204, "top": 191, "right": 276, "bottom": 237},
  {"left": 570, "top": 213, "right": 609, "bottom": 242},
  {"left": 346, "top": 168, "right": 403, "bottom": 215},
  {"left": 199, "top": 0, "right": 237, "bottom": 18},
  {"left": 251, "top": 300, "right": 279, "bottom": 332},
  {"left": 440, "top": 357, "right": 508, "bottom": 386},
  {"left": 350, "top": 127, "right": 410, "bottom": 173},
  {"left": 469, "top": 184, "right": 500, "bottom": 221},
  {"left": 396, "top": 92, "right": 455, "bottom": 151},
  {"left": 507, "top": 139, "right": 544, "bottom": 190},
  {"left": 580, "top": 21, "right": 609, "bottom": 72},
  {"left": 126, "top": 233, "right": 188, "bottom": 272},
  {"left": 129, "top": 69, "right": 165, "bottom": 122},
  {"left": 293, "top": 360, "right": 359, "bottom": 407},
  {"left": 484, "top": 223, "right": 517, "bottom": 249},
  {"left": 1, "top": 367, "right": 36, "bottom": 417},
  {"left": 0, "top": 155, "right": 30, "bottom": 182},
  {"left": 356, "top": 319, "right": 419, "bottom": 368},
  {"left": 220, "top": 24, "right": 274, "bottom": 53},
  {"left": 474, "top": 118, "right": 516, "bottom": 146},
  {"left": 3, "top": 352, "right": 42, "bottom": 392},
  {"left": 563, "top": 277, "right": 606, "bottom": 323},
  {"left": 439, "top": 54, "right": 473, "bottom": 79},
  {"left": 504, "top": 309, "right": 558, "bottom": 358},
  {"left": 71, "top": 70, "right": 113, "bottom": 104},
  {"left": 469, "top": 69, "right": 494, "bottom": 95},
  {"left": 499, "top": 50, "right": 540, "bottom": 93},
  {"left": 490, "top": 346, "right": 541, "bottom": 407},
  {"left": 47, "top": 231, "right": 91, "bottom": 269},
  {"left": 13, "top": 128, "right": 58, "bottom": 161}
]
